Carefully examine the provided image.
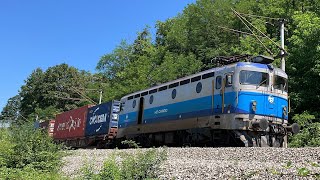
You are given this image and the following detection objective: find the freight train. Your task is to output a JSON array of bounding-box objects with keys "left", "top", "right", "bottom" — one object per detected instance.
[{"left": 40, "top": 55, "right": 299, "bottom": 148}]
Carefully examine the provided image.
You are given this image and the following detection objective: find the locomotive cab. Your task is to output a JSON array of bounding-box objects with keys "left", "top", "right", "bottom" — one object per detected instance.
[
  {"left": 232, "top": 58, "right": 297, "bottom": 147},
  {"left": 235, "top": 63, "right": 288, "bottom": 120}
]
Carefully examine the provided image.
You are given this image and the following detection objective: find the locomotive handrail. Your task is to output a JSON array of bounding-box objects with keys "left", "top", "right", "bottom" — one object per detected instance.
[{"left": 221, "top": 77, "right": 226, "bottom": 113}]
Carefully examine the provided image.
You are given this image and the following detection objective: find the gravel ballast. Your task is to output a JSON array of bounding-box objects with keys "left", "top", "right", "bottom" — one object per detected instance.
[{"left": 62, "top": 147, "right": 320, "bottom": 179}]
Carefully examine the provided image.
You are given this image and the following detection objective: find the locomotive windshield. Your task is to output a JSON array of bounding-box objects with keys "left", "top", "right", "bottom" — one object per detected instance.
[
  {"left": 274, "top": 75, "right": 288, "bottom": 92},
  {"left": 240, "top": 70, "right": 269, "bottom": 86}
]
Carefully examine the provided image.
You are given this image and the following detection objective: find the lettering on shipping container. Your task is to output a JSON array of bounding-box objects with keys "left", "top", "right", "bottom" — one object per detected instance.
[
  {"left": 89, "top": 107, "right": 108, "bottom": 125},
  {"left": 57, "top": 116, "right": 81, "bottom": 132}
]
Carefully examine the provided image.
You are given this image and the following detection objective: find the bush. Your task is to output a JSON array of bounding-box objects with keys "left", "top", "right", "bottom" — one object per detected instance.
[
  {"left": 79, "top": 160, "right": 99, "bottom": 180},
  {"left": 98, "top": 155, "right": 121, "bottom": 180},
  {"left": 289, "top": 112, "right": 320, "bottom": 147},
  {"left": 0, "top": 129, "right": 14, "bottom": 167},
  {"left": 81, "top": 148, "right": 167, "bottom": 180},
  {"left": 120, "top": 148, "right": 167, "bottom": 179},
  {"left": 0, "top": 122, "right": 64, "bottom": 179},
  {"left": 7, "top": 122, "right": 63, "bottom": 171},
  {"left": 0, "top": 167, "right": 66, "bottom": 180}
]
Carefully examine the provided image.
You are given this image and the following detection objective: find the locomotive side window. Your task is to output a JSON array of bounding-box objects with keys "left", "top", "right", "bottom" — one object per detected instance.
[
  {"left": 274, "top": 75, "right": 288, "bottom": 92},
  {"left": 172, "top": 89, "right": 177, "bottom": 99},
  {"left": 196, "top": 82, "right": 202, "bottom": 93},
  {"left": 149, "top": 95, "right": 154, "bottom": 104},
  {"left": 216, "top": 76, "right": 222, "bottom": 89},
  {"left": 240, "top": 70, "right": 268, "bottom": 87},
  {"left": 132, "top": 100, "right": 136, "bottom": 108}
]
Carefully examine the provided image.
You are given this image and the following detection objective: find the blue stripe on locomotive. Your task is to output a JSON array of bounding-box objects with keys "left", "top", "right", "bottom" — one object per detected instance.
[
  {"left": 237, "top": 91, "right": 288, "bottom": 118},
  {"left": 85, "top": 102, "right": 112, "bottom": 136},
  {"left": 119, "top": 91, "right": 288, "bottom": 128}
]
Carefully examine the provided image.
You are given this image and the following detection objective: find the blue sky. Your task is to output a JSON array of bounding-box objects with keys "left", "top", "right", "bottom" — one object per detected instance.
[{"left": 0, "top": 0, "right": 196, "bottom": 111}]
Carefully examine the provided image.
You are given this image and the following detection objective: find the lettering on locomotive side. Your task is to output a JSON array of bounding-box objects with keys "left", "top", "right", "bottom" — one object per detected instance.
[{"left": 154, "top": 109, "right": 168, "bottom": 114}]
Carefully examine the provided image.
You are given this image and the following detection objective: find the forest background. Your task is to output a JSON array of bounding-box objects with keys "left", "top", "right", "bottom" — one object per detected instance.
[{"left": 1, "top": 0, "right": 320, "bottom": 147}]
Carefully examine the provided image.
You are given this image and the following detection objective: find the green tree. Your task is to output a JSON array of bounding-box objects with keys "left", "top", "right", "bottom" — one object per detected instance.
[
  {"left": 20, "top": 68, "right": 45, "bottom": 118},
  {"left": 287, "top": 12, "right": 320, "bottom": 116},
  {"left": 0, "top": 95, "right": 22, "bottom": 121},
  {"left": 19, "top": 64, "right": 94, "bottom": 121},
  {"left": 97, "top": 27, "right": 203, "bottom": 100},
  {"left": 155, "top": 0, "right": 240, "bottom": 68},
  {"left": 97, "top": 28, "right": 157, "bottom": 99}
]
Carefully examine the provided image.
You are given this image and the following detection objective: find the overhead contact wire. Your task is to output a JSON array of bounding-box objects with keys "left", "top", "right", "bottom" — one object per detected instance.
[
  {"left": 237, "top": 12, "right": 281, "bottom": 20},
  {"left": 235, "top": 10, "right": 286, "bottom": 53},
  {"left": 231, "top": 8, "right": 273, "bottom": 56},
  {"left": 217, "top": 26, "right": 266, "bottom": 38}
]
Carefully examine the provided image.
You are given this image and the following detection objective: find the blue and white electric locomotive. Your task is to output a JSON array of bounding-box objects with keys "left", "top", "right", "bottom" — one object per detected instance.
[{"left": 117, "top": 55, "right": 299, "bottom": 147}]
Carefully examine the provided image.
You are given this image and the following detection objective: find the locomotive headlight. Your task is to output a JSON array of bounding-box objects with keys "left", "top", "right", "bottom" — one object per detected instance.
[
  {"left": 251, "top": 101, "right": 257, "bottom": 112},
  {"left": 283, "top": 106, "right": 288, "bottom": 116}
]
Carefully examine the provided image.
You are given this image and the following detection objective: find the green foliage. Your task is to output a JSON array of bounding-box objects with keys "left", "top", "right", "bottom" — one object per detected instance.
[
  {"left": 0, "top": 167, "right": 66, "bottom": 180},
  {"left": 80, "top": 148, "right": 167, "bottom": 180},
  {"left": 19, "top": 68, "right": 45, "bottom": 118},
  {"left": 311, "top": 162, "right": 320, "bottom": 167},
  {"left": 79, "top": 160, "right": 98, "bottom": 180},
  {"left": 278, "top": 161, "right": 319, "bottom": 178},
  {"left": 270, "top": 168, "right": 280, "bottom": 175},
  {"left": 0, "top": 122, "right": 64, "bottom": 180},
  {"left": 297, "top": 167, "right": 310, "bottom": 177},
  {"left": 33, "top": 106, "right": 60, "bottom": 121},
  {"left": 7, "top": 122, "right": 63, "bottom": 171},
  {"left": 287, "top": 11, "right": 320, "bottom": 116},
  {"left": 121, "top": 140, "right": 141, "bottom": 148},
  {"left": 17, "top": 64, "right": 95, "bottom": 121},
  {"left": 0, "top": 123, "right": 64, "bottom": 179},
  {"left": 283, "top": 161, "right": 292, "bottom": 169},
  {"left": 0, "top": 129, "right": 14, "bottom": 167},
  {"left": 0, "top": 95, "right": 21, "bottom": 121},
  {"left": 97, "top": 27, "right": 202, "bottom": 101},
  {"left": 292, "top": 111, "right": 315, "bottom": 127},
  {"left": 98, "top": 155, "right": 121, "bottom": 180},
  {"left": 289, "top": 122, "right": 320, "bottom": 147},
  {"left": 289, "top": 112, "right": 320, "bottom": 147}
]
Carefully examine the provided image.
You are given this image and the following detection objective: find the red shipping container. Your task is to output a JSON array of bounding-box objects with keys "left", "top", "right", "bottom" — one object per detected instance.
[
  {"left": 48, "top": 120, "right": 55, "bottom": 137},
  {"left": 39, "top": 120, "right": 55, "bottom": 137},
  {"left": 53, "top": 105, "right": 92, "bottom": 140}
]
